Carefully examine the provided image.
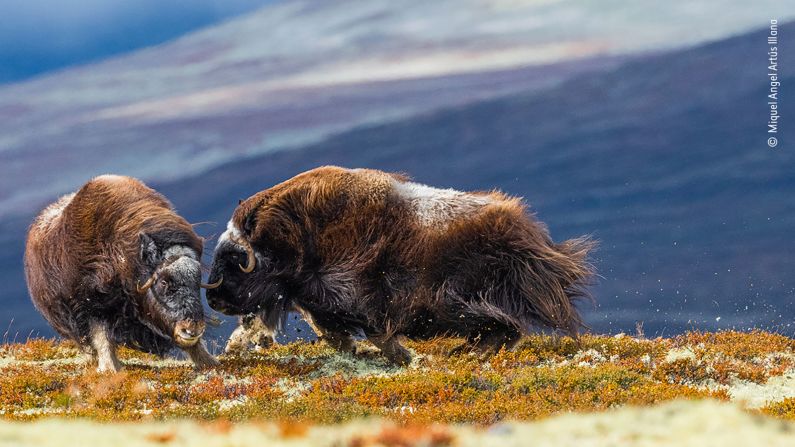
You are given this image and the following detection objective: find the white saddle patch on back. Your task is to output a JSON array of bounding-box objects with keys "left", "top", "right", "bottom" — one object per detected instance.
[
  {"left": 392, "top": 180, "right": 491, "bottom": 227},
  {"left": 93, "top": 174, "right": 127, "bottom": 183},
  {"left": 36, "top": 193, "right": 76, "bottom": 230}
]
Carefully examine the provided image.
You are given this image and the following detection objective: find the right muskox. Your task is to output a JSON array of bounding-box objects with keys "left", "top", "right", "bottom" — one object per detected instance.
[
  {"left": 207, "top": 166, "right": 595, "bottom": 365},
  {"left": 24, "top": 175, "right": 221, "bottom": 372}
]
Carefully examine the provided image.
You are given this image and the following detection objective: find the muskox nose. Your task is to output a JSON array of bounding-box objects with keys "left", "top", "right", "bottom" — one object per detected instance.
[{"left": 174, "top": 320, "right": 205, "bottom": 346}]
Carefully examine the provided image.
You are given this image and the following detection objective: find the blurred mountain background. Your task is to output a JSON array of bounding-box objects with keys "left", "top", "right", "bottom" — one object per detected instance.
[
  {"left": 0, "top": 0, "right": 277, "bottom": 83},
  {"left": 0, "top": 0, "right": 792, "bottom": 343}
]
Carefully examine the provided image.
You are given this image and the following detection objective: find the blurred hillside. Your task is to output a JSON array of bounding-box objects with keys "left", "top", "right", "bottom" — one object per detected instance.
[
  {"left": 0, "top": 0, "right": 787, "bottom": 220},
  {"left": 154, "top": 23, "right": 795, "bottom": 337},
  {"left": 0, "top": 0, "right": 275, "bottom": 83},
  {"left": 0, "top": 2, "right": 792, "bottom": 338}
]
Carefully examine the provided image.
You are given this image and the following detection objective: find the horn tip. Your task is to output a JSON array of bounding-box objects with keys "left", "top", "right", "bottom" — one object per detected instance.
[{"left": 201, "top": 277, "right": 224, "bottom": 289}]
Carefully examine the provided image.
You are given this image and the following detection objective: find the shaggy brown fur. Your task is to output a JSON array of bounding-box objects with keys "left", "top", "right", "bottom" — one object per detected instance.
[
  {"left": 24, "top": 175, "right": 216, "bottom": 372},
  {"left": 207, "top": 166, "right": 595, "bottom": 364}
]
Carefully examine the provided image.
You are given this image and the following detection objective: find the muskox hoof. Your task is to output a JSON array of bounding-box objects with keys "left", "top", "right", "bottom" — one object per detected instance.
[
  {"left": 225, "top": 315, "right": 276, "bottom": 354},
  {"left": 186, "top": 342, "right": 220, "bottom": 369},
  {"left": 320, "top": 332, "right": 356, "bottom": 354},
  {"left": 224, "top": 329, "right": 248, "bottom": 354},
  {"left": 385, "top": 347, "right": 413, "bottom": 367},
  {"left": 368, "top": 335, "right": 413, "bottom": 366},
  {"left": 95, "top": 362, "right": 123, "bottom": 374},
  {"left": 251, "top": 334, "right": 275, "bottom": 353},
  {"left": 94, "top": 353, "right": 123, "bottom": 373},
  {"left": 450, "top": 328, "right": 523, "bottom": 358}
]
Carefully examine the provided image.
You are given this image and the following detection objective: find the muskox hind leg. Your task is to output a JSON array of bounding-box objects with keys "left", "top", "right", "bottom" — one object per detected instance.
[
  {"left": 89, "top": 320, "right": 122, "bottom": 373},
  {"left": 309, "top": 324, "right": 356, "bottom": 355},
  {"left": 368, "top": 334, "right": 412, "bottom": 366},
  {"left": 450, "top": 324, "right": 522, "bottom": 357}
]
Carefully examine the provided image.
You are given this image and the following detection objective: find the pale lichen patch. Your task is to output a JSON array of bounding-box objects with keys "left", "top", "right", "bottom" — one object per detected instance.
[
  {"left": 665, "top": 347, "right": 698, "bottom": 363},
  {"left": 1, "top": 400, "right": 795, "bottom": 446},
  {"left": 274, "top": 378, "right": 312, "bottom": 402},
  {"left": 721, "top": 369, "right": 795, "bottom": 409}
]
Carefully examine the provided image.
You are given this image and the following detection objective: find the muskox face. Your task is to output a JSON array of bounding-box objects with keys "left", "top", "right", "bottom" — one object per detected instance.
[
  {"left": 206, "top": 222, "right": 280, "bottom": 316},
  {"left": 138, "top": 234, "right": 206, "bottom": 347}
]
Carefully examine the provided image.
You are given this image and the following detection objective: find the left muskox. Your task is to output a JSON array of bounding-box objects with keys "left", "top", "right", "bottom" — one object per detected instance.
[
  {"left": 206, "top": 166, "right": 595, "bottom": 365},
  {"left": 24, "top": 175, "right": 221, "bottom": 372}
]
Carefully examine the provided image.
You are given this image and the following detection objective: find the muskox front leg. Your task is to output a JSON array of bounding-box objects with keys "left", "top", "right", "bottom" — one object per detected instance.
[
  {"left": 184, "top": 342, "right": 220, "bottom": 369},
  {"left": 368, "top": 334, "right": 412, "bottom": 366},
  {"left": 297, "top": 309, "right": 355, "bottom": 354},
  {"left": 225, "top": 314, "right": 276, "bottom": 354},
  {"left": 89, "top": 320, "right": 122, "bottom": 373}
]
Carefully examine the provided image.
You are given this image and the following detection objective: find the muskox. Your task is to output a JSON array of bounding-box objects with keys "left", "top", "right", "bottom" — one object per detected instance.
[
  {"left": 206, "top": 166, "right": 594, "bottom": 365},
  {"left": 24, "top": 175, "right": 221, "bottom": 372}
]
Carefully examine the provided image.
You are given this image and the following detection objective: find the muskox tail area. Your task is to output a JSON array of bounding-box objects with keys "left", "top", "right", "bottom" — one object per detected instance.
[
  {"left": 515, "top": 234, "right": 597, "bottom": 337},
  {"left": 438, "top": 201, "right": 596, "bottom": 339}
]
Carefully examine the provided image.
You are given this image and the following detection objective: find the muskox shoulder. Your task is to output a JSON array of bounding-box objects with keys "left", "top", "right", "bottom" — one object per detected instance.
[
  {"left": 391, "top": 180, "right": 494, "bottom": 227},
  {"left": 92, "top": 174, "right": 128, "bottom": 183},
  {"left": 85, "top": 174, "right": 147, "bottom": 193},
  {"left": 80, "top": 174, "right": 172, "bottom": 210},
  {"left": 33, "top": 193, "right": 76, "bottom": 231}
]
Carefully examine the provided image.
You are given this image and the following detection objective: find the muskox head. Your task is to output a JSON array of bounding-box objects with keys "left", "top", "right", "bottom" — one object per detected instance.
[
  {"left": 204, "top": 196, "right": 293, "bottom": 328},
  {"left": 137, "top": 233, "right": 221, "bottom": 347},
  {"left": 206, "top": 177, "right": 334, "bottom": 327},
  {"left": 205, "top": 219, "right": 276, "bottom": 316}
]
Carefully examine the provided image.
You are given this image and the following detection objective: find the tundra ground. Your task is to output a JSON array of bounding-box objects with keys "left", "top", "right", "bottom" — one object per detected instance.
[{"left": 1, "top": 331, "right": 795, "bottom": 445}]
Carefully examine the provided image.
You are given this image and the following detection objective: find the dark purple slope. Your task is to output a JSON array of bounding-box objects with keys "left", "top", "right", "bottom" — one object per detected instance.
[
  {"left": 2, "top": 23, "right": 793, "bottom": 340},
  {"left": 158, "top": 22, "right": 795, "bottom": 337}
]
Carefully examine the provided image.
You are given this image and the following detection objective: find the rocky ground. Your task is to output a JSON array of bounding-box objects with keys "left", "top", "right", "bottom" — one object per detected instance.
[{"left": 1, "top": 331, "right": 795, "bottom": 445}]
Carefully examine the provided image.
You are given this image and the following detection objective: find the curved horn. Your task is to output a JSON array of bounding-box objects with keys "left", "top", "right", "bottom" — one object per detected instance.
[
  {"left": 136, "top": 275, "right": 156, "bottom": 294},
  {"left": 240, "top": 245, "right": 256, "bottom": 273},
  {"left": 201, "top": 277, "right": 223, "bottom": 289},
  {"left": 232, "top": 236, "right": 256, "bottom": 273}
]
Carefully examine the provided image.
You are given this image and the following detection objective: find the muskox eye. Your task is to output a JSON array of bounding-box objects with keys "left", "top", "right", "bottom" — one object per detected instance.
[{"left": 159, "top": 279, "right": 169, "bottom": 290}]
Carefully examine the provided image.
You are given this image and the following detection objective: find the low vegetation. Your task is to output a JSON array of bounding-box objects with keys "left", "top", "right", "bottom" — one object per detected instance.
[{"left": 0, "top": 331, "right": 793, "bottom": 425}]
